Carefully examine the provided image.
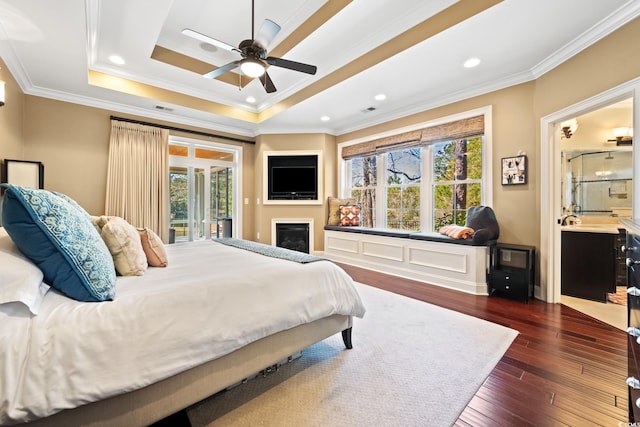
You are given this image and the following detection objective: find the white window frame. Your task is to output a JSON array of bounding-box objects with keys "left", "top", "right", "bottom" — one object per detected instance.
[
  {"left": 169, "top": 136, "right": 242, "bottom": 241},
  {"left": 338, "top": 106, "right": 493, "bottom": 231},
  {"left": 380, "top": 148, "right": 422, "bottom": 230}
]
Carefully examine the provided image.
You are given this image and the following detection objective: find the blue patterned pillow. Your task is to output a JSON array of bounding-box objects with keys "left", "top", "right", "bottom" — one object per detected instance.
[{"left": 0, "top": 184, "right": 116, "bottom": 302}]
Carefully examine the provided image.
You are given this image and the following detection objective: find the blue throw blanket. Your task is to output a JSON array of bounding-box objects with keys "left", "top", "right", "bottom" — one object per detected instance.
[{"left": 214, "top": 238, "right": 328, "bottom": 264}]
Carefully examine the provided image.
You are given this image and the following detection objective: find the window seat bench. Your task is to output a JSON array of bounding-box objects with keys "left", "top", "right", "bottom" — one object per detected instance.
[{"left": 323, "top": 225, "right": 496, "bottom": 295}]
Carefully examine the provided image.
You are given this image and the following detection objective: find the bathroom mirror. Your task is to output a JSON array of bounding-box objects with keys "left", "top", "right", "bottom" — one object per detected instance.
[{"left": 564, "top": 151, "right": 632, "bottom": 216}]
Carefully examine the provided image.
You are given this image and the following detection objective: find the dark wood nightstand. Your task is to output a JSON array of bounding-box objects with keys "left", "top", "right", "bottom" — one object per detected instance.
[{"left": 488, "top": 243, "right": 535, "bottom": 303}]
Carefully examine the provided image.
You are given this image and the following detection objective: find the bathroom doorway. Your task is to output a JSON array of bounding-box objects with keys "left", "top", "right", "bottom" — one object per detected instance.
[
  {"left": 540, "top": 78, "right": 640, "bottom": 310},
  {"left": 557, "top": 100, "right": 633, "bottom": 329}
]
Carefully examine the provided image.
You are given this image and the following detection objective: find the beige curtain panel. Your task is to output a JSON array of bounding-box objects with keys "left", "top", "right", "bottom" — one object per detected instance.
[{"left": 105, "top": 120, "right": 170, "bottom": 242}]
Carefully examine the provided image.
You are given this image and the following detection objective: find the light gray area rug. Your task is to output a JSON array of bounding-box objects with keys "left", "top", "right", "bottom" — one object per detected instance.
[{"left": 187, "top": 283, "right": 518, "bottom": 427}]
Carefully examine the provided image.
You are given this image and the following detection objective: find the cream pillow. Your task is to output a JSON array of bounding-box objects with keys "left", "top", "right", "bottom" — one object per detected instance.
[
  {"left": 100, "top": 216, "right": 148, "bottom": 276},
  {"left": 138, "top": 227, "right": 168, "bottom": 267}
]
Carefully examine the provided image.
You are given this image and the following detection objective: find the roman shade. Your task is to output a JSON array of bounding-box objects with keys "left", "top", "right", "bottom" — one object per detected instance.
[{"left": 342, "top": 115, "right": 484, "bottom": 159}]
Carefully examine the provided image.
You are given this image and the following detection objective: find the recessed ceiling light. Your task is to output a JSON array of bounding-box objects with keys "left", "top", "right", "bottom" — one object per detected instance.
[
  {"left": 463, "top": 57, "right": 481, "bottom": 68},
  {"left": 246, "top": 96, "right": 256, "bottom": 103},
  {"left": 374, "top": 94, "right": 386, "bottom": 101},
  {"left": 320, "top": 116, "right": 330, "bottom": 122},
  {"left": 109, "top": 55, "right": 125, "bottom": 65}
]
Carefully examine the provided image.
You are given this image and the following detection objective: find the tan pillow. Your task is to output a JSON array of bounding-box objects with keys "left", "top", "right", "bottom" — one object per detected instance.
[
  {"left": 327, "top": 197, "right": 356, "bottom": 226},
  {"left": 139, "top": 228, "right": 168, "bottom": 267},
  {"left": 439, "top": 224, "right": 475, "bottom": 240},
  {"left": 100, "top": 217, "right": 148, "bottom": 276}
]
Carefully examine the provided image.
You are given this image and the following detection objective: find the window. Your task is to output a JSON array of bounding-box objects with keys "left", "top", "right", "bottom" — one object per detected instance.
[
  {"left": 348, "top": 156, "right": 377, "bottom": 227},
  {"left": 169, "top": 137, "right": 241, "bottom": 242},
  {"left": 432, "top": 136, "right": 483, "bottom": 230},
  {"left": 386, "top": 148, "right": 421, "bottom": 230},
  {"left": 342, "top": 111, "right": 490, "bottom": 232}
]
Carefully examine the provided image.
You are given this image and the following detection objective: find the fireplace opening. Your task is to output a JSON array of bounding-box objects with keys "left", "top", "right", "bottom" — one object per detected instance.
[{"left": 275, "top": 223, "right": 310, "bottom": 254}]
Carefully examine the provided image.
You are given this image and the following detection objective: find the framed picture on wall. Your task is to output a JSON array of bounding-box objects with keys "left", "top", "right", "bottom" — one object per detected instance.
[
  {"left": 501, "top": 155, "right": 527, "bottom": 185},
  {"left": 1, "top": 159, "right": 45, "bottom": 190}
]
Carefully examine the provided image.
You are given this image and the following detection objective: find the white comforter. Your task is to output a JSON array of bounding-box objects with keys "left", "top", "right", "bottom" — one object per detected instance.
[{"left": 0, "top": 240, "right": 365, "bottom": 424}]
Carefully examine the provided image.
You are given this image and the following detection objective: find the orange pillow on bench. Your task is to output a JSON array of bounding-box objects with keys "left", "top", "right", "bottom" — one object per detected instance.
[
  {"left": 439, "top": 224, "right": 475, "bottom": 240},
  {"left": 339, "top": 205, "right": 361, "bottom": 226}
]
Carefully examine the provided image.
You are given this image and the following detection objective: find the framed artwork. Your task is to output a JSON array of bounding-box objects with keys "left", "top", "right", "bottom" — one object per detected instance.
[
  {"left": 1, "top": 159, "right": 45, "bottom": 190},
  {"left": 501, "top": 155, "right": 527, "bottom": 185}
]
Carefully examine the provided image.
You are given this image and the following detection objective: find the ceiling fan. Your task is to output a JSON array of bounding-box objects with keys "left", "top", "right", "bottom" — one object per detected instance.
[{"left": 182, "top": 0, "right": 317, "bottom": 93}]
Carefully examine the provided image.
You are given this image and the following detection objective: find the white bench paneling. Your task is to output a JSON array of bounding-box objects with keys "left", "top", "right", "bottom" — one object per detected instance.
[
  {"left": 324, "top": 230, "right": 489, "bottom": 295},
  {"left": 325, "top": 234, "right": 359, "bottom": 254},
  {"left": 408, "top": 246, "right": 467, "bottom": 273},
  {"left": 361, "top": 240, "right": 404, "bottom": 262}
]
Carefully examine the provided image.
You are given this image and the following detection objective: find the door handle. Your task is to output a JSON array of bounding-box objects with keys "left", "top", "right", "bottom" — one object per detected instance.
[
  {"left": 627, "top": 327, "right": 640, "bottom": 337},
  {"left": 627, "top": 376, "right": 640, "bottom": 389},
  {"left": 627, "top": 287, "right": 640, "bottom": 297}
]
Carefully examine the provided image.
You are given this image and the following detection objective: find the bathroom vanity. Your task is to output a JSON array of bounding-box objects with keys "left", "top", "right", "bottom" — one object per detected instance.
[{"left": 561, "top": 221, "right": 622, "bottom": 302}]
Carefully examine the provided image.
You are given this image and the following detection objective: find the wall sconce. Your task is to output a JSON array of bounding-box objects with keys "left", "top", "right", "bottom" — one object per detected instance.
[
  {"left": 0, "top": 79, "right": 5, "bottom": 107},
  {"left": 611, "top": 127, "right": 633, "bottom": 146},
  {"left": 561, "top": 118, "right": 578, "bottom": 138}
]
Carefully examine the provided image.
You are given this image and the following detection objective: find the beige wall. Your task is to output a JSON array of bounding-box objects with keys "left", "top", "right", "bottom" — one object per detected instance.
[
  {"left": 0, "top": 58, "right": 25, "bottom": 161},
  {"left": 336, "top": 16, "right": 640, "bottom": 252},
  {"left": 2, "top": 16, "right": 639, "bottom": 255},
  {"left": 254, "top": 133, "right": 337, "bottom": 251},
  {"left": 12, "top": 95, "right": 256, "bottom": 238},
  {"left": 22, "top": 97, "right": 111, "bottom": 214},
  {"left": 534, "top": 17, "right": 640, "bottom": 120},
  {"left": 338, "top": 83, "right": 538, "bottom": 246}
]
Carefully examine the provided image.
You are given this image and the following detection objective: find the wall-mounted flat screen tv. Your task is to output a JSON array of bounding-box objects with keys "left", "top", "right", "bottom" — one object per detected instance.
[{"left": 268, "top": 155, "right": 318, "bottom": 200}]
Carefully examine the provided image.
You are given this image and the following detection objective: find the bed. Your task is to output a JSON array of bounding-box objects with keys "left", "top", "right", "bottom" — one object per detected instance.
[{"left": 0, "top": 185, "right": 366, "bottom": 426}]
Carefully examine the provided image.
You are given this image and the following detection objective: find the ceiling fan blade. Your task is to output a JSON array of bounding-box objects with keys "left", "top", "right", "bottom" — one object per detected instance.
[
  {"left": 203, "top": 61, "right": 240, "bottom": 79},
  {"left": 255, "top": 19, "right": 281, "bottom": 48},
  {"left": 265, "top": 57, "right": 317, "bottom": 75},
  {"left": 182, "top": 28, "right": 237, "bottom": 52},
  {"left": 259, "top": 71, "right": 277, "bottom": 93}
]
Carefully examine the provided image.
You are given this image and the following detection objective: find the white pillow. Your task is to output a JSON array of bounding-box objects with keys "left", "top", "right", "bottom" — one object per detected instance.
[
  {"left": 98, "top": 216, "right": 148, "bottom": 276},
  {"left": 0, "top": 228, "right": 50, "bottom": 315}
]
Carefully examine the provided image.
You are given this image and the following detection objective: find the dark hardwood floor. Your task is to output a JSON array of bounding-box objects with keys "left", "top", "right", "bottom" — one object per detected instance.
[{"left": 337, "top": 263, "right": 629, "bottom": 426}]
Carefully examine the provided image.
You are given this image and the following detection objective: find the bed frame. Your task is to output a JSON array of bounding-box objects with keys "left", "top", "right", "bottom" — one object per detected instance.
[{"left": 25, "top": 315, "right": 352, "bottom": 426}]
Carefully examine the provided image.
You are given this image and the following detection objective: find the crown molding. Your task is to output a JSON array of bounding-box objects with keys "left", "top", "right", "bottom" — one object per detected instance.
[
  {"left": 332, "top": 69, "right": 535, "bottom": 136},
  {"left": 27, "top": 85, "right": 256, "bottom": 137},
  {"left": 531, "top": 0, "right": 640, "bottom": 78}
]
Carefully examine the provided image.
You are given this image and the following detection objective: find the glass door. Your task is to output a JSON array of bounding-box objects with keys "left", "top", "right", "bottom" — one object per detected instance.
[
  {"left": 169, "top": 139, "right": 239, "bottom": 242},
  {"left": 211, "top": 166, "right": 233, "bottom": 238}
]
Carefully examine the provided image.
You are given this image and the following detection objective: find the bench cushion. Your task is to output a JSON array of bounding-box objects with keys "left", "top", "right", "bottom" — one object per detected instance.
[
  {"left": 323, "top": 225, "right": 412, "bottom": 238},
  {"left": 409, "top": 231, "right": 496, "bottom": 246},
  {"left": 324, "top": 226, "right": 495, "bottom": 246}
]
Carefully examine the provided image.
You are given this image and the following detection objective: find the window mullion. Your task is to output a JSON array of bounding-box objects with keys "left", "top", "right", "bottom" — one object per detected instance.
[
  {"left": 378, "top": 154, "right": 387, "bottom": 228},
  {"left": 422, "top": 146, "right": 433, "bottom": 232}
]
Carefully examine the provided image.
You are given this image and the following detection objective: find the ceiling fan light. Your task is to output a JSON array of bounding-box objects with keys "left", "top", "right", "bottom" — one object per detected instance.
[{"left": 240, "top": 59, "right": 265, "bottom": 78}]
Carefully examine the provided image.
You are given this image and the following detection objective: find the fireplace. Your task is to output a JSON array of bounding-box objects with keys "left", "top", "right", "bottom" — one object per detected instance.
[{"left": 272, "top": 219, "right": 314, "bottom": 254}]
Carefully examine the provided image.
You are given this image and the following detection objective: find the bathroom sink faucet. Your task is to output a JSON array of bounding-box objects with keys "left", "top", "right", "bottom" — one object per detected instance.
[{"left": 560, "top": 214, "right": 578, "bottom": 225}]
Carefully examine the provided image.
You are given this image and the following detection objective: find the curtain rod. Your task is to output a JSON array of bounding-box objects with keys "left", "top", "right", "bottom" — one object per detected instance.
[{"left": 110, "top": 116, "right": 255, "bottom": 144}]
